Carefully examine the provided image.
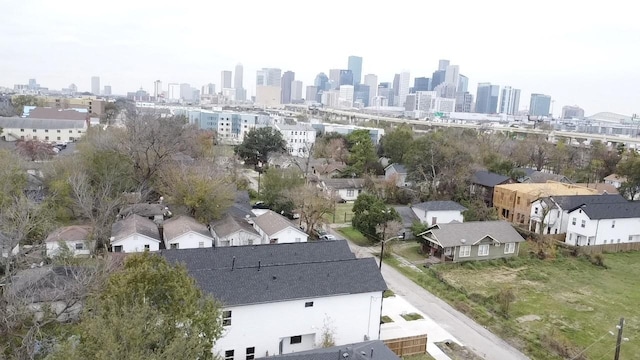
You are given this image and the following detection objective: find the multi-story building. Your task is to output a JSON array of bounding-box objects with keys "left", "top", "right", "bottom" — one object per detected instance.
[
  {"left": 234, "top": 63, "right": 244, "bottom": 90},
  {"left": 0, "top": 117, "right": 88, "bottom": 143},
  {"left": 475, "top": 83, "right": 499, "bottom": 114},
  {"left": 444, "top": 65, "right": 459, "bottom": 89},
  {"left": 347, "top": 56, "right": 363, "bottom": 85},
  {"left": 455, "top": 92, "right": 473, "bottom": 112},
  {"left": 338, "top": 85, "right": 354, "bottom": 108},
  {"left": 91, "top": 76, "right": 100, "bottom": 95},
  {"left": 275, "top": 123, "right": 317, "bottom": 157},
  {"left": 354, "top": 84, "right": 370, "bottom": 107},
  {"left": 321, "top": 90, "right": 339, "bottom": 108},
  {"left": 167, "top": 83, "right": 181, "bottom": 102},
  {"left": 415, "top": 91, "right": 436, "bottom": 112},
  {"left": 377, "top": 83, "right": 394, "bottom": 107},
  {"left": 438, "top": 59, "right": 450, "bottom": 71},
  {"left": 290, "top": 80, "right": 303, "bottom": 102},
  {"left": 153, "top": 80, "right": 162, "bottom": 99},
  {"left": 281, "top": 71, "right": 295, "bottom": 104},
  {"left": 457, "top": 75, "right": 469, "bottom": 93},
  {"left": 339, "top": 70, "right": 353, "bottom": 87},
  {"left": 305, "top": 86, "right": 318, "bottom": 103},
  {"left": 562, "top": 105, "right": 584, "bottom": 119},
  {"left": 434, "top": 97, "right": 455, "bottom": 113},
  {"left": 413, "top": 77, "right": 430, "bottom": 92},
  {"left": 529, "top": 93, "right": 552, "bottom": 117},
  {"left": 434, "top": 83, "right": 456, "bottom": 99},
  {"left": 565, "top": 202, "right": 640, "bottom": 246},
  {"left": 499, "top": 86, "right": 521, "bottom": 115},
  {"left": 103, "top": 86, "right": 112, "bottom": 96},
  {"left": 256, "top": 68, "right": 282, "bottom": 87},
  {"left": 180, "top": 109, "right": 270, "bottom": 143},
  {"left": 255, "top": 86, "right": 282, "bottom": 107},
  {"left": 397, "top": 71, "right": 410, "bottom": 107},
  {"left": 221, "top": 70, "right": 233, "bottom": 90},
  {"left": 38, "top": 96, "right": 105, "bottom": 115},
  {"left": 314, "top": 73, "right": 329, "bottom": 91},
  {"left": 363, "top": 74, "right": 378, "bottom": 105},
  {"left": 180, "top": 83, "right": 192, "bottom": 101},
  {"left": 202, "top": 83, "right": 216, "bottom": 96},
  {"left": 431, "top": 70, "right": 445, "bottom": 90}
]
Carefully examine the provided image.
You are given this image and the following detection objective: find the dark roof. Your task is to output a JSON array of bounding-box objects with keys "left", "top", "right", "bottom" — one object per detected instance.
[
  {"left": 385, "top": 163, "right": 407, "bottom": 174},
  {"left": 393, "top": 206, "right": 420, "bottom": 228},
  {"left": 517, "top": 169, "right": 572, "bottom": 184},
  {"left": 28, "top": 107, "right": 88, "bottom": 120},
  {"left": 8, "top": 266, "right": 88, "bottom": 302},
  {"left": 421, "top": 221, "right": 525, "bottom": 247},
  {"left": 111, "top": 214, "right": 160, "bottom": 242},
  {"left": 210, "top": 214, "right": 259, "bottom": 238},
  {"left": 322, "top": 178, "right": 366, "bottom": 190},
  {"left": 253, "top": 210, "right": 303, "bottom": 236},
  {"left": 118, "top": 203, "right": 168, "bottom": 218},
  {"left": 516, "top": 167, "right": 536, "bottom": 176},
  {"left": 472, "top": 170, "right": 511, "bottom": 187},
  {"left": 260, "top": 340, "right": 400, "bottom": 360},
  {"left": 543, "top": 194, "right": 627, "bottom": 210},
  {"left": 162, "top": 216, "right": 212, "bottom": 241},
  {"left": 413, "top": 201, "right": 467, "bottom": 212},
  {"left": 160, "top": 241, "right": 386, "bottom": 306},
  {"left": 568, "top": 201, "right": 640, "bottom": 220}
]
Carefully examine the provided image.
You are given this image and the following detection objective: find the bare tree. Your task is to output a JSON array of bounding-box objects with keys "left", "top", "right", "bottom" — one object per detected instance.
[{"left": 288, "top": 184, "right": 333, "bottom": 235}]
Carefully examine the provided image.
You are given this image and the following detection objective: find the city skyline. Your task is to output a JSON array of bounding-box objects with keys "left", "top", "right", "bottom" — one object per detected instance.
[{"left": 1, "top": 0, "right": 638, "bottom": 116}]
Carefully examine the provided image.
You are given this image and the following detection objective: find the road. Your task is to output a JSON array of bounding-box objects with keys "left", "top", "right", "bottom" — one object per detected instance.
[{"left": 329, "top": 228, "right": 529, "bottom": 360}]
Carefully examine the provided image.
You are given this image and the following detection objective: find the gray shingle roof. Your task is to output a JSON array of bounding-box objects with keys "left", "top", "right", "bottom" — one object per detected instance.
[
  {"left": 118, "top": 203, "right": 168, "bottom": 218},
  {"left": 413, "top": 201, "right": 467, "bottom": 212},
  {"left": 544, "top": 194, "right": 627, "bottom": 210},
  {"left": 322, "top": 178, "right": 366, "bottom": 190},
  {"left": 472, "top": 170, "right": 511, "bottom": 187},
  {"left": 111, "top": 214, "right": 160, "bottom": 242},
  {"left": 253, "top": 210, "right": 301, "bottom": 237},
  {"left": 162, "top": 215, "right": 212, "bottom": 241},
  {"left": 160, "top": 241, "right": 385, "bottom": 306},
  {"left": 45, "top": 225, "right": 92, "bottom": 243},
  {"left": 259, "top": 340, "right": 400, "bottom": 360},
  {"left": 385, "top": 163, "right": 407, "bottom": 174},
  {"left": 0, "top": 117, "right": 86, "bottom": 130},
  {"left": 210, "top": 214, "right": 258, "bottom": 238},
  {"left": 393, "top": 206, "right": 420, "bottom": 227},
  {"left": 568, "top": 201, "right": 640, "bottom": 220},
  {"left": 422, "top": 221, "right": 525, "bottom": 247}
]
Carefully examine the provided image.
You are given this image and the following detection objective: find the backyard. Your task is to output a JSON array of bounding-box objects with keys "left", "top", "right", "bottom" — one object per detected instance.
[
  {"left": 324, "top": 202, "right": 354, "bottom": 224},
  {"left": 387, "top": 243, "right": 640, "bottom": 360}
]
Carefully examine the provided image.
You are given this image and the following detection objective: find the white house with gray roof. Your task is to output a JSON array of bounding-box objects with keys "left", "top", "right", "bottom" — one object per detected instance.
[
  {"left": 321, "top": 178, "right": 365, "bottom": 202},
  {"left": 411, "top": 201, "right": 466, "bottom": 226},
  {"left": 209, "top": 214, "right": 261, "bottom": 247},
  {"left": 252, "top": 210, "right": 308, "bottom": 244},
  {"left": 162, "top": 215, "right": 213, "bottom": 249},
  {"left": 161, "top": 241, "right": 387, "bottom": 359},
  {"left": 109, "top": 214, "right": 161, "bottom": 253},
  {"left": 274, "top": 123, "right": 316, "bottom": 157},
  {"left": 0, "top": 117, "right": 87, "bottom": 143},
  {"left": 565, "top": 201, "right": 640, "bottom": 246}
]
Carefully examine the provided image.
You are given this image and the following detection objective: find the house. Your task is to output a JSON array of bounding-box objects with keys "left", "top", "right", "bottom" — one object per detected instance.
[
  {"left": 419, "top": 221, "right": 525, "bottom": 262},
  {"left": 321, "top": 178, "right": 366, "bottom": 202},
  {"left": 274, "top": 123, "right": 317, "bottom": 157},
  {"left": 604, "top": 173, "right": 626, "bottom": 189},
  {"left": 384, "top": 163, "right": 409, "bottom": 187},
  {"left": 210, "top": 214, "right": 261, "bottom": 247},
  {"left": 411, "top": 201, "right": 466, "bottom": 226},
  {"left": 253, "top": 210, "right": 308, "bottom": 244},
  {"left": 259, "top": 340, "right": 400, "bottom": 360},
  {"left": 310, "top": 158, "right": 347, "bottom": 179},
  {"left": 516, "top": 168, "right": 572, "bottom": 184},
  {"left": 118, "top": 203, "right": 171, "bottom": 223},
  {"left": 529, "top": 194, "right": 627, "bottom": 234},
  {"left": 565, "top": 201, "right": 640, "bottom": 246},
  {"left": 0, "top": 117, "right": 87, "bottom": 143},
  {"left": 45, "top": 225, "right": 93, "bottom": 257},
  {"left": 493, "top": 182, "right": 600, "bottom": 226},
  {"left": 470, "top": 170, "right": 515, "bottom": 206},
  {"left": 110, "top": 214, "right": 161, "bottom": 253},
  {"left": 162, "top": 215, "right": 213, "bottom": 249},
  {"left": 392, "top": 206, "right": 420, "bottom": 240},
  {"left": 161, "top": 241, "right": 387, "bottom": 359}
]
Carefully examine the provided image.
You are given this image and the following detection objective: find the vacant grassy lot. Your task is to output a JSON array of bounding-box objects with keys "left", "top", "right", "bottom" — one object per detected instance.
[
  {"left": 385, "top": 251, "right": 640, "bottom": 360},
  {"left": 338, "top": 227, "right": 371, "bottom": 246},
  {"left": 402, "top": 354, "right": 436, "bottom": 360},
  {"left": 324, "top": 203, "right": 354, "bottom": 224}
]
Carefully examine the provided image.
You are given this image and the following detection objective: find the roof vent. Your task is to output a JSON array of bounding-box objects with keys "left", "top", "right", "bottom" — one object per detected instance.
[{"left": 460, "top": 239, "right": 466, "bottom": 243}]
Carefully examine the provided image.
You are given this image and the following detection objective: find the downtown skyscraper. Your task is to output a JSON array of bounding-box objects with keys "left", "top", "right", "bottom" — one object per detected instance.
[
  {"left": 281, "top": 71, "right": 295, "bottom": 104},
  {"left": 499, "top": 86, "right": 521, "bottom": 115},
  {"left": 347, "top": 56, "right": 363, "bottom": 85},
  {"left": 475, "top": 83, "right": 499, "bottom": 114},
  {"left": 529, "top": 94, "right": 552, "bottom": 116},
  {"left": 91, "top": 76, "right": 100, "bottom": 95}
]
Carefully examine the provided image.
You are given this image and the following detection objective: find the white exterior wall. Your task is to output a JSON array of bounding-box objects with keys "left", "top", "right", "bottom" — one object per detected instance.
[
  {"left": 412, "top": 209, "right": 464, "bottom": 225},
  {"left": 280, "top": 128, "right": 316, "bottom": 157},
  {"left": 166, "top": 231, "right": 213, "bottom": 249},
  {"left": 565, "top": 210, "right": 640, "bottom": 246},
  {"left": 255, "top": 226, "right": 308, "bottom": 244},
  {"left": 46, "top": 240, "right": 91, "bottom": 257},
  {"left": 529, "top": 200, "right": 570, "bottom": 235},
  {"left": 1, "top": 126, "right": 87, "bottom": 143},
  {"left": 111, "top": 234, "right": 160, "bottom": 253},
  {"left": 214, "top": 292, "right": 383, "bottom": 359},
  {"left": 213, "top": 229, "right": 262, "bottom": 247},
  {"left": 336, "top": 188, "right": 361, "bottom": 202},
  {"left": 385, "top": 167, "right": 408, "bottom": 187}
]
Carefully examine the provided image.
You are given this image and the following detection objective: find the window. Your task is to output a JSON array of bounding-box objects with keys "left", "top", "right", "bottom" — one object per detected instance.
[
  {"left": 612, "top": 221, "right": 616, "bottom": 228},
  {"left": 144, "top": 244, "right": 150, "bottom": 250},
  {"left": 290, "top": 335, "right": 302, "bottom": 344},
  {"left": 247, "top": 239, "right": 253, "bottom": 245},
  {"left": 459, "top": 245, "right": 471, "bottom": 257},
  {"left": 69, "top": 130, "right": 72, "bottom": 133},
  {"left": 20, "top": 129, "right": 24, "bottom": 132},
  {"left": 57, "top": 130, "right": 61, "bottom": 133},
  {"left": 57, "top": 137, "right": 61, "bottom": 140},
  {"left": 199, "top": 241, "right": 204, "bottom": 248},
  {"left": 170, "top": 243, "right": 178, "bottom": 249},
  {"left": 32, "top": 129, "right": 36, "bottom": 132},
  {"left": 347, "top": 189, "right": 354, "bottom": 197},
  {"left": 572, "top": 217, "right": 576, "bottom": 225},
  {"left": 534, "top": 207, "right": 538, "bottom": 214},
  {"left": 222, "top": 311, "right": 232, "bottom": 326},
  {"left": 113, "top": 245, "right": 123, "bottom": 252},
  {"left": 45, "top": 136, "right": 49, "bottom": 140},
  {"left": 305, "top": 301, "right": 314, "bottom": 307},
  {"left": 224, "top": 350, "right": 234, "bottom": 360},
  {"left": 581, "top": 220, "right": 586, "bottom": 228},
  {"left": 478, "top": 244, "right": 490, "bottom": 256},
  {"left": 516, "top": 197, "right": 521, "bottom": 205},
  {"left": 504, "top": 242, "right": 516, "bottom": 254},
  {"left": 246, "top": 347, "right": 255, "bottom": 360},
  {"left": 75, "top": 243, "right": 84, "bottom": 250},
  {"left": 45, "top": 129, "right": 49, "bottom": 133},
  {"left": 295, "top": 237, "right": 301, "bottom": 243}
]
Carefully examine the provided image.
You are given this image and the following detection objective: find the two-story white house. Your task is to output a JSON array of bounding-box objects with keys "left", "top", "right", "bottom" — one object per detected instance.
[
  {"left": 45, "top": 225, "right": 93, "bottom": 257},
  {"left": 321, "top": 178, "right": 365, "bottom": 202},
  {"left": 162, "top": 215, "right": 214, "bottom": 249},
  {"left": 411, "top": 201, "right": 466, "bottom": 226},
  {"left": 565, "top": 201, "right": 640, "bottom": 246},
  {"left": 529, "top": 194, "right": 627, "bottom": 235},
  {"left": 209, "top": 214, "right": 261, "bottom": 247},
  {"left": 161, "top": 241, "right": 387, "bottom": 359},
  {"left": 253, "top": 210, "right": 308, "bottom": 244},
  {"left": 274, "top": 123, "right": 317, "bottom": 157},
  {"left": 110, "top": 214, "right": 162, "bottom": 253}
]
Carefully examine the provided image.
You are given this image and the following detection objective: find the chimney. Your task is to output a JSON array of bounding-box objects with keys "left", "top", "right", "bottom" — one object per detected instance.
[{"left": 258, "top": 261, "right": 261, "bottom": 271}]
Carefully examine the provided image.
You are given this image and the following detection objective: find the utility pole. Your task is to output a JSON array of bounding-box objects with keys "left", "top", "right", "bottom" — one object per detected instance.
[
  {"left": 379, "top": 209, "right": 389, "bottom": 271},
  {"left": 614, "top": 317, "right": 625, "bottom": 360}
]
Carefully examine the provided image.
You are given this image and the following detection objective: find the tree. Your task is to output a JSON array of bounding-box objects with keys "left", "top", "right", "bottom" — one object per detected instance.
[
  {"left": 345, "top": 129, "right": 377, "bottom": 176},
  {"left": 15, "top": 139, "right": 55, "bottom": 161},
  {"left": 50, "top": 253, "right": 222, "bottom": 360},
  {"left": 10, "top": 95, "right": 45, "bottom": 116},
  {"left": 381, "top": 123, "right": 413, "bottom": 164},
  {"left": 289, "top": 185, "right": 333, "bottom": 235},
  {"left": 260, "top": 167, "right": 304, "bottom": 214},
  {"left": 617, "top": 151, "right": 640, "bottom": 200},
  {"left": 496, "top": 286, "right": 516, "bottom": 318},
  {"left": 236, "top": 127, "right": 286, "bottom": 166},
  {"left": 351, "top": 194, "right": 400, "bottom": 241}
]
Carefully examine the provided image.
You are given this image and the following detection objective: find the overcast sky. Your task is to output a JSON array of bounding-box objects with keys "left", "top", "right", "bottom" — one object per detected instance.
[{"left": 1, "top": 0, "right": 638, "bottom": 116}]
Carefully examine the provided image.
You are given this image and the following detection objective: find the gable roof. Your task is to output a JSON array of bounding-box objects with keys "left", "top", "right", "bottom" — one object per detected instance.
[
  {"left": 111, "top": 214, "right": 160, "bottom": 242},
  {"left": 253, "top": 210, "right": 302, "bottom": 237},
  {"left": 540, "top": 194, "right": 627, "bottom": 210},
  {"left": 413, "top": 200, "right": 467, "bottom": 212},
  {"left": 260, "top": 340, "right": 399, "bottom": 360},
  {"left": 45, "top": 225, "right": 92, "bottom": 243},
  {"left": 472, "top": 170, "right": 511, "bottom": 187},
  {"left": 160, "top": 241, "right": 385, "bottom": 306},
  {"left": 118, "top": 203, "right": 168, "bottom": 218},
  {"left": 322, "top": 178, "right": 365, "bottom": 190},
  {"left": 210, "top": 214, "right": 259, "bottom": 238},
  {"left": 28, "top": 107, "right": 88, "bottom": 120},
  {"left": 604, "top": 173, "right": 626, "bottom": 182},
  {"left": 568, "top": 201, "right": 640, "bottom": 220},
  {"left": 162, "top": 215, "right": 212, "bottom": 241},
  {"left": 421, "top": 221, "right": 525, "bottom": 248},
  {"left": 0, "top": 117, "right": 86, "bottom": 130},
  {"left": 518, "top": 170, "right": 572, "bottom": 184},
  {"left": 385, "top": 163, "right": 407, "bottom": 174},
  {"left": 393, "top": 205, "right": 420, "bottom": 227}
]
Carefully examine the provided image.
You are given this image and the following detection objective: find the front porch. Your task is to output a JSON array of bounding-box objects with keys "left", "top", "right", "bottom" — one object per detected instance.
[{"left": 420, "top": 242, "right": 454, "bottom": 263}]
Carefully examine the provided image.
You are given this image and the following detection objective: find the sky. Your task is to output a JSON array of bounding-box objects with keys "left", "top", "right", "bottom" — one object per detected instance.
[{"left": 1, "top": 0, "right": 639, "bottom": 116}]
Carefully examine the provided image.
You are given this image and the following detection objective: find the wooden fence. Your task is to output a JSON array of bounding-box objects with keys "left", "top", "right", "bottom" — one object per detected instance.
[
  {"left": 560, "top": 242, "right": 640, "bottom": 255},
  {"left": 383, "top": 334, "right": 427, "bottom": 357}
]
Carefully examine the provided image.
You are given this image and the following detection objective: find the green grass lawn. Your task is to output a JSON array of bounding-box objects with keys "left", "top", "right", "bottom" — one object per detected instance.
[
  {"left": 338, "top": 227, "right": 372, "bottom": 246},
  {"left": 381, "top": 315, "right": 394, "bottom": 323},
  {"left": 324, "top": 203, "right": 354, "bottom": 224},
  {"left": 402, "top": 354, "right": 436, "bottom": 360},
  {"left": 401, "top": 312, "right": 424, "bottom": 321},
  {"left": 392, "top": 241, "right": 426, "bottom": 262},
  {"left": 385, "top": 251, "right": 640, "bottom": 360}
]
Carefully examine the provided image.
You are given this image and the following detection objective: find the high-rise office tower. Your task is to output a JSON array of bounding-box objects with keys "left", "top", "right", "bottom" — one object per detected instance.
[
  {"left": 434, "top": 83, "right": 456, "bottom": 99},
  {"left": 280, "top": 71, "right": 295, "bottom": 104},
  {"left": 202, "top": 83, "right": 216, "bottom": 95},
  {"left": 69, "top": 83, "right": 77, "bottom": 94},
  {"left": 103, "top": 86, "right": 112, "bottom": 96},
  {"left": 234, "top": 63, "right": 243, "bottom": 89},
  {"left": 413, "top": 77, "right": 431, "bottom": 92},
  {"left": 438, "top": 59, "right": 450, "bottom": 71},
  {"left": 431, "top": 70, "right": 445, "bottom": 90},
  {"left": 392, "top": 74, "right": 400, "bottom": 96},
  {"left": 329, "top": 69, "right": 342, "bottom": 89},
  {"left": 28, "top": 79, "right": 37, "bottom": 90},
  {"left": 397, "top": 71, "right": 410, "bottom": 107},
  {"left": 475, "top": 83, "right": 500, "bottom": 114},
  {"left": 153, "top": 80, "right": 162, "bottom": 98},
  {"left": 180, "top": 83, "right": 192, "bottom": 101},
  {"left": 167, "top": 83, "right": 181, "bottom": 101},
  {"left": 363, "top": 74, "right": 378, "bottom": 105},
  {"left": 339, "top": 70, "right": 353, "bottom": 87},
  {"left": 221, "top": 71, "right": 232, "bottom": 89},
  {"left": 377, "top": 82, "right": 394, "bottom": 107},
  {"left": 306, "top": 86, "right": 318, "bottom": 103},
  {"left": 91, "top": 76, "right": 100, "bottom": 95},
  {"left": 354, "top": 84, "right": 370, "bottom": 107},
  {"left": 339, "top": 85, "right": 354, "bottom": 107},
  {"left": 347, "top": 56, "right": 363, "bottom": 85},
  {"left": 529, "top": 94, "right": 552, "bottom": 116},
  {"left": 562, "top": 105, "right": 585, "bottom": 119},
  {"left": 444, "top": 65, "right": 460, "bottom": 89},
  {"left": 455, "top": 92, "right": 473, "bottom": 112},
  {"left": 291, "top": 80, "right": 303, "bottom": 102},
  {"left": 256, "top": 68, "right": 282, "bottom": 87},
  {"left": 314, "top": 73, "right": 329, "bottom": 91},
  {"left": 499, "top": 86, "right": 521, "bottom": 115},
  {"left": 457, "top": 75, "right": 468, "bottom": 93}
]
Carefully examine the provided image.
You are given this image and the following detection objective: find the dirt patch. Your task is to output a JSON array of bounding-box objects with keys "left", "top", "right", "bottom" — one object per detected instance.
[
  {"left": 435, "top": 341, "right": 485, "bottom": 360},
  {"left": 516, "top": 314, "right": 541, "bottom": 323},
  {"left": 440, "top": 267, "right": 527, "bottom": 295}
]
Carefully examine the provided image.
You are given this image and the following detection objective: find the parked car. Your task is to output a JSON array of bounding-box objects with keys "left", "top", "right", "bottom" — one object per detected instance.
[
  {"left": 252, "top": 201, "right": 270, "bottom": 210},
  {"left": 314, "top": 228, "right": 328, "bottom": 237},
  {"left": 320, "top": 234, "right": 336, "bottom": 241}
]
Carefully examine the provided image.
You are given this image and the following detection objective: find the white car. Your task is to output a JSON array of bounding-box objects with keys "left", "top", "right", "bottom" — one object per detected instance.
[{"left": 320, "top": 234, "right": 336, "bottom": 241}]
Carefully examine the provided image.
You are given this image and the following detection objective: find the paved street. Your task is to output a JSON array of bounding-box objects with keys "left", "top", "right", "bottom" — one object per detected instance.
[{"left": 328, "top": 228, "right": 529, "bottom": 360}]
